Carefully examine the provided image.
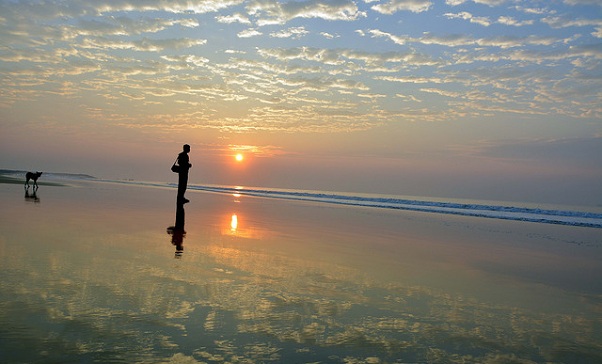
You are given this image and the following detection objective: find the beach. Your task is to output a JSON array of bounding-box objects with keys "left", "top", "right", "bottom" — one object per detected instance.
[{"left": 1, "top": 178, "right": 601, "bottom": 363}]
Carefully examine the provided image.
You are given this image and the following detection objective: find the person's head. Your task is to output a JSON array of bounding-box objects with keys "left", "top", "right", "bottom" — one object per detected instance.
[{"left": 183, "top": 144, "right": 190, "bottom": 153}]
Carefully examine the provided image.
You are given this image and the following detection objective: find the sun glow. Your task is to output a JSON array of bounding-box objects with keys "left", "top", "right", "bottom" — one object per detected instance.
[
  {"left": 235, "top": 153, "right": 244, "bottom": 162},
  {"left": 230, "top": 214, "right": 238, "bottom": 232}
]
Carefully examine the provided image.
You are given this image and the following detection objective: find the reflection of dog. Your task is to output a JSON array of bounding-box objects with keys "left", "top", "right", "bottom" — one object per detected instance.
[
  {"left": 25, "top": 171, "right": 43, "bottom": 189},
  {"left": 25, "top": 189, "right": 40, "bottom": 203}
]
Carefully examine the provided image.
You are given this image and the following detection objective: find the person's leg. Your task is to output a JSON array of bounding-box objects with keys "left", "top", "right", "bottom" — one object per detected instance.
[{"left": 177, "top": 172, "right": 189, "bottom": 202}]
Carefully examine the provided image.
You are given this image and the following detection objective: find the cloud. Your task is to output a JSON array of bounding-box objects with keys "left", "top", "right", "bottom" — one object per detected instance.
[
  {"left": 445, "top": 12, "right": 535, "bottom": 28},
  {"left": 161, "top": 55, "right": 210, "bottom": 67},
  {"left": 445, "top": 0, "right": 467, "bottom": 5},
  {"left": 498, "top": 43, "right": 602, "bottom": 64},
  {"left": 97, "top": 0, "right": 246, "bottom": 15},
  {"left": 80, "top": 37, "right": 207, "bottom": 52},
  {"left": 444, "top": 12, "right": 491, "bottom": 26},
  {"left": 514, "top": 6, "right": 549, "bottom": 15},
  {"left": 370, "top": 29, "right": 562, "bottom": 48},
  {"left": 497, "top": 16, "right": 534, "bottom": 27},
  {"left": 247, "top": 0, "right": 363, "bottom": 26},
  {"left": 420, "top": 88, "right": 463, "bottom": 98},
  {"left": 128, "top": 105, "right": 384, "bottom": 133},
  {"left": 377, "top": 75, "right": 447, "bottom": 84},
  {"left": 238, "top": 28, "right": 263, "bottom": 38},
  {"left": 258, "top": 47, "right": 347, "bottom": 65},
  {"left": 278, "top": 77, "right": 370, "bottom": 93},
  {"left": 258, "top": 47, "right": 437, "bottom": 68},
  {"left": 395, "top": 93, "right": 421, "bottom": 102},
  {"left": 445, "top": 0, "right": 508, "bottom": 6},
  {"left": 372, "top": 0, "right": 432, "bottom": 14},
  {"left": 227, "top": 144, "right": 286, "bottom": 157},
  {"left": 357, "top": 93, "right": 387, "bottom": 100},
  {"left": 563, "top": 0, "right": 602, "bottom": 6},
  {"left": 542, "top": 16, "right": 602, "bottom": 29},
  {"left": 71, "top": 17, "right": 199, "bottom": 37},
  {"left": 320, "top": 32, "right": 339, "bottom": 39},
  {"left": 216, "top": 13, "right": 252, "bottom": 24},
  {"left": 270, "top": 26, "right": 309, "bottom": 39},
  {"left": 477, "top": 35, "right": 558, "bottom": 48},
  {"left": 0, "top": 0, "right": 245, "bottom": 20}
]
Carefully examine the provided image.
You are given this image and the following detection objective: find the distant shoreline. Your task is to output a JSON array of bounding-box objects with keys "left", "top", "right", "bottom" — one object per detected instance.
[{"left": 0, "top": 174, "right": 66, "bottom": 187}]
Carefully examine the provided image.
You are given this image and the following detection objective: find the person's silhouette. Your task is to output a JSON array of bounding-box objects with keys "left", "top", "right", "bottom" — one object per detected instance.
[
  {"left": 167, "top": 202, "right": 186, "bottom": 258},
  {"left": 176, "top": 144, "right": 192, "bottom": 203}
]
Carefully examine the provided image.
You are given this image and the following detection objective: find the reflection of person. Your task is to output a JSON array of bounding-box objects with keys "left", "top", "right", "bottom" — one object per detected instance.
[
  {"left": 176, "top": 144, "right": 192, "bottom": 203},
  {"left": 167, "top": 202, "right": 186, "bottom": 258}
]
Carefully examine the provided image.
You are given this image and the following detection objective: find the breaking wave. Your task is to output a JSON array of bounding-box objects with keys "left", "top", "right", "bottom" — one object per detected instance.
[{"left": 189, "top": 185, "right": 602, "bottom": 228}]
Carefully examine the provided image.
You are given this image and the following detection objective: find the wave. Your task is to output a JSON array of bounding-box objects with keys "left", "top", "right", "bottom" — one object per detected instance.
[{"left": 188, "top": 185, "right": 602, "bottom": 228}]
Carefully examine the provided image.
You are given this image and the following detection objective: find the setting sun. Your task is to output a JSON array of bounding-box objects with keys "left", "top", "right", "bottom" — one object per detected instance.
[{"left": 235, "top": 153, "right": 244, "bottom": 162}]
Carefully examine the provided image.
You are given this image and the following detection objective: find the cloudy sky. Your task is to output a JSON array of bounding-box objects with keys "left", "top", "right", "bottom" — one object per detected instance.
[{"left": 1, "top": 0, "right": 601, "bottom": 205}]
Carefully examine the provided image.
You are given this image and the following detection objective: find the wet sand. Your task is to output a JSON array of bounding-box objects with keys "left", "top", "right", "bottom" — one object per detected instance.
[{"left": 1, "top": 180, "right": 601, "bottom": 363}]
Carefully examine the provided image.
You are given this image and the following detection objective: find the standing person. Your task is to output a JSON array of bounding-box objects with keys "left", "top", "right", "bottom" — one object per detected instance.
[{"left": 176, "top": 144, "right": 192, "bottom": 203}]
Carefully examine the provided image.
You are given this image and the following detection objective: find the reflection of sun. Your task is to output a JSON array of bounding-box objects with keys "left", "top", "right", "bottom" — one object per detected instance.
[
  {"left": 230, "top": 214, "right": 238, "bottom": 232},
  {"left": 235, "top": 153, "right": 244, "bottom": 162},
  {"left": 221, "top": 213, "right": 270, "bottom": 239}
]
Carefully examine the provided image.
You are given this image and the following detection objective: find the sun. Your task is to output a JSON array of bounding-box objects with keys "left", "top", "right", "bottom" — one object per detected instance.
[{"left": 235, "top": 153, "right": 244, "bottom": 162}]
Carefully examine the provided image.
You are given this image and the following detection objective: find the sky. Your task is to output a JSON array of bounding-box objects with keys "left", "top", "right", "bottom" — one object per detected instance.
[{"left": 1, "top": 0, "right": 601, "bottom": 206}]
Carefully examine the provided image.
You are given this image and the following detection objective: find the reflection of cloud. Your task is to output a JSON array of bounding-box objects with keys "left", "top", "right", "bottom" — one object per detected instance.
[{"left": 3, "top": 219, "right": 602, "bottom": 363}]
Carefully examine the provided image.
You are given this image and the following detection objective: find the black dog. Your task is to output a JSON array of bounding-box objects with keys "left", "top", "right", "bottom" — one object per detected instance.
[{"left": 25, "top": 171, "right": 43, "bottom": 189}]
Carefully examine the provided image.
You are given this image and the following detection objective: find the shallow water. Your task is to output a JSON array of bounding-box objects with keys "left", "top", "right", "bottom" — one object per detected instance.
[{"left": 1, "top": 181, "right": 601, "bottom": 363}]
